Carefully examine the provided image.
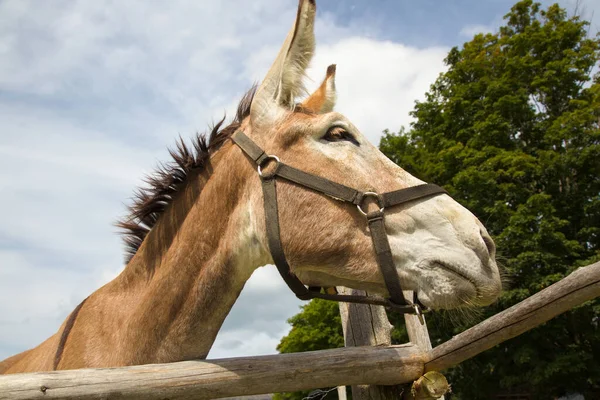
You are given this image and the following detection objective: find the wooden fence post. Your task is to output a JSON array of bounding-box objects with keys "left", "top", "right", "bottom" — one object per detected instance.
[
  {"left": 403, "top": 291, "right": 445, "bottom": 400},
  {"left": 338, "top": 287, "right": 405, "bottom": 400},
  {"left": 339, "top": 288, "right": 445, "bottom": 400}
]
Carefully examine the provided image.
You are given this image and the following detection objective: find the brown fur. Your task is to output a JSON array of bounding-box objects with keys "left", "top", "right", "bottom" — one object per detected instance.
[
  {"left": 301, "top": 64, "right": 336, "bottom": 113},
  {"left": 53, "top": 297, "right": 88, "bottom": 370},
  {"left": 0, "top": 108, "right": 359, "bottom": 374},
  {"left": 0, "top": 104, "right": 492, "bottom": 373},
  {"left": 1, "top": 0, "right": 499, "bottom": 374},
  {"left": 116, "top": 86, "right": 256, "bottom": 263},
  {"left": 1, "top": 131, "right": 255, "bottom": 372}
]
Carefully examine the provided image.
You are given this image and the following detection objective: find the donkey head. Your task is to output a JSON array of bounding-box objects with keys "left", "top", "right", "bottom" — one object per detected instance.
[{"left": 237, "top": 0, "right": 501, "bottom": 310}]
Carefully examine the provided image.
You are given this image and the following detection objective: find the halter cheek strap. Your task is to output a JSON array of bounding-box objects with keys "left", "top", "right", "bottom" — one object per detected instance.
[{"left": 231, "top": 130, "right": 447, "bottom": 318}]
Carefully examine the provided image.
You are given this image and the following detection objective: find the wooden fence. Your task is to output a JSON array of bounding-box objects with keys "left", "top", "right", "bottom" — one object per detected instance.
[{"left": 1, "top": 261, "right": 598, "bottom": 400}]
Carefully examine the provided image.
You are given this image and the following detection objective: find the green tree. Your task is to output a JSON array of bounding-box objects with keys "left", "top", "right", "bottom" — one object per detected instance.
[
  {"left": 274, "top": 299, "right": 409, "bottom": 400},
  {"left": 381, "top": 1, "right": 600, "bottom": 398},
  {"left": 277, "top": 299, "right": 345, "bottom": 354},
  {"left": 277, "top": 1, "right": 600, "bottom": 399}
]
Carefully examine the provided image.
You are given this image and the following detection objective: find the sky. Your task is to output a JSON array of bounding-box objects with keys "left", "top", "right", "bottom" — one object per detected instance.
[{"left": 0, "top": 0, "right": 597, "bottom": 362}]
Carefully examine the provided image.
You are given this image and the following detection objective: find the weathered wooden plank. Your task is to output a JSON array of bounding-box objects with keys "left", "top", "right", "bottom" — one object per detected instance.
[
  {"left": 338, "top": 287, "right": 404, "bottom": 400},
  {"left": 403, "top": 290, "right": 433, "bottom": 352},
  {"left": 403, "top": 372, "right": 450, "bottom": 400},
  {"left": 0, "top": 345, "right": 424, "bottom": 400},
  {"left": 3, "top": 263, "right": 597, "bottom": 400},
  {"left": 425, "top": 261, "right": 600, "bottom": 371},
  {"left": 403, "top": 291, "right": 446, "bottom": 400}
]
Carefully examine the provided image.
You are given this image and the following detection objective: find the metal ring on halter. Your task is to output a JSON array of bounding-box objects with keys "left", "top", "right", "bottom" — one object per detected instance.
[
  {"left": 257, "top": 155, "right": 281, "bottom": 179},
  {"left": 413, "top": 303, "right": 425, "bottom": 325},
  {"left": 357, "top": 191, "right": 384, "bottom": 216}
]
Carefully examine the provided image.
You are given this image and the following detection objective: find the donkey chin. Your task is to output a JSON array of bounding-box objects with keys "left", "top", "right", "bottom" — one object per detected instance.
[
  {"left": 396, "top": 258, "right": 503, "bottom": 310},
  {"left": 295, "top": 255, "right": 502, "bottom": 311}
]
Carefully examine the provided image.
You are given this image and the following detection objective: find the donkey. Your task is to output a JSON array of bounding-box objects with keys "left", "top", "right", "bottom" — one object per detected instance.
[{"left": 0, "top": 0, "right": 501, "bottom": 374}]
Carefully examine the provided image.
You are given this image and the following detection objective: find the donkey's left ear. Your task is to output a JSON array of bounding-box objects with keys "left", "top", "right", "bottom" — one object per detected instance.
[
  {"left": 301, "top": 64, "right": 337, "bottom": 113},
  {"left": 250, "top": 0, "right": 316, "bottom": 126}
]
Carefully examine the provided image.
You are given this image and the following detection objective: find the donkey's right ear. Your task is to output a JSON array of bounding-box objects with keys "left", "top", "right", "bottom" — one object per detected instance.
[
  {"left": 250, "top": 0, "right": 317, "bottom": 127},
  {"left": 300, "top": 64, "right": 337, "bottom": 114}
]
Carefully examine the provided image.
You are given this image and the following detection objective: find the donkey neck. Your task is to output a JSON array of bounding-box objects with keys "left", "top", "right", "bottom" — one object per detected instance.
[{"left": 111, "top": 145, "right": 268, "bottom": 364}]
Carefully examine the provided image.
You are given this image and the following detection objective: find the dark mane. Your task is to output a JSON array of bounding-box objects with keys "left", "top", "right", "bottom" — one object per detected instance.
[{"left": 116, "top": 86, "right": 257, "bottom": 263}]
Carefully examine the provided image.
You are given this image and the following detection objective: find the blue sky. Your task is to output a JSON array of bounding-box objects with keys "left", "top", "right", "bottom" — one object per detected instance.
[{"left": 0, "top": 0, "right": 596, "bottom": 361}]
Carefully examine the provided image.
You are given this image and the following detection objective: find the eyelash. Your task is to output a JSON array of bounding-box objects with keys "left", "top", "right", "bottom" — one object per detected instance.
[{"left": 323, "top": 126, "right": 359, "bottom": 146}]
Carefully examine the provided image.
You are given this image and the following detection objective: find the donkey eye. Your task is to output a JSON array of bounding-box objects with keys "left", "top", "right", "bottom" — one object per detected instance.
[{"left": 323, "top": 126, "right": 359, "bottom": 146}]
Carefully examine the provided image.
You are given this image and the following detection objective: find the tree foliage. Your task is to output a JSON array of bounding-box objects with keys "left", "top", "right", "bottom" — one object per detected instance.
[
  {"left": 380, "top": 1, "right": 600, "bottom": 398},
  {"left": 277, "top": 299, "right": 345, "bottom": 354},
  {"left": 276, "top": 1, "right": 599, "bottom": 399}
]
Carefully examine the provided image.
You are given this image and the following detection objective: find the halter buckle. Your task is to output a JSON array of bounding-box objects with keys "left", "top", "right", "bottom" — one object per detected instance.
[
  {"left": 357, "top": 192, "right": 384, "bottom": 216},
  {"left": 257, "top": 155, "right": 281, "bottom": 179},
  {"left": 413, "top": 303, "right": 425, "bottom": 325}
]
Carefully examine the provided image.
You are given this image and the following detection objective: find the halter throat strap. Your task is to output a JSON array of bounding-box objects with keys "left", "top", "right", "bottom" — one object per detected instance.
[{"left": 231, "top": 130, "right": 447, "bottom": 316}]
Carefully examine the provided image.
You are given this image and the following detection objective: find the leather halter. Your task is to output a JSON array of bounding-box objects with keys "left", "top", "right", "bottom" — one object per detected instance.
[{"left": 231, "top": 130, "right": 447, "bottom": 318}]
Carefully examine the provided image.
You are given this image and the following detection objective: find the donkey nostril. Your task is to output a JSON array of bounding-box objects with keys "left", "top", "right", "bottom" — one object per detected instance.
[{"left": 480, "top": 229, "right": 496, "bottom": 258}]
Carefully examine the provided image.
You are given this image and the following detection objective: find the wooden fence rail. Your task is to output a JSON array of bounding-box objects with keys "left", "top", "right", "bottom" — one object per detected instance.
[
  {"left": 0, "top": 346, "right": 424, "bottom": 400},
  {"left": 1, "top": 261, "right": 598, "bottom": 400},
  {"left": 425, "top": 261, "right": 600, "bottom": 371}
]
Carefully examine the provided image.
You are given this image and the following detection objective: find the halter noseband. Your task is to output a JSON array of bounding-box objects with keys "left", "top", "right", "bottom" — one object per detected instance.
[{"left": 232, "top": 130, "right": 447, "bottom": 320}]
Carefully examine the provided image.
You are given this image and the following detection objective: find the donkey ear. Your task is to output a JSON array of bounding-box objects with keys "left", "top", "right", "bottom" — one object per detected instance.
[
  {"left": 301, "top": 64, "right": 337, "bottom": 113},
  {"left": 250, "top": 0, "right": 316, "bottom": 126}
]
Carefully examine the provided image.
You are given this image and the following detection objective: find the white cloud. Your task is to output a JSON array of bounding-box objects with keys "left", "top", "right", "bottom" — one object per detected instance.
[
  {"left": 559, "top": 0, "right": 600, "bottom": 23},
  {"left": 210, "top": 266, "right": 301, "bottom": 359},
  {"left": 243, "top": 37, "right": 448, "bottom": 145},
  {"left": 210, "top": 328, "right": 291, "bottom": 359},
  {"left": 0, "top": 0, "right": 449, "bottom": 363},
  {"left": 459, "top": 24, "right": 495, "bottom": 37},
  {"left": 306, "top": 38, "right": 448, "bottom": 144},
  {"left": 245, "top": 265, "right": 290, "bottom": 292}
]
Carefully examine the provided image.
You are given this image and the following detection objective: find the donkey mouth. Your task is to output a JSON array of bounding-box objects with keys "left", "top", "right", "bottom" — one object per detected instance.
[
  {"left": 416, "top": 260, "right": 481, "bottom": 308},
  {"left": 426, "top": 260, "right": 502, "bottom": 308},
  {"left": 431, "top": 261, "right": 479, "bottom": 289}
]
